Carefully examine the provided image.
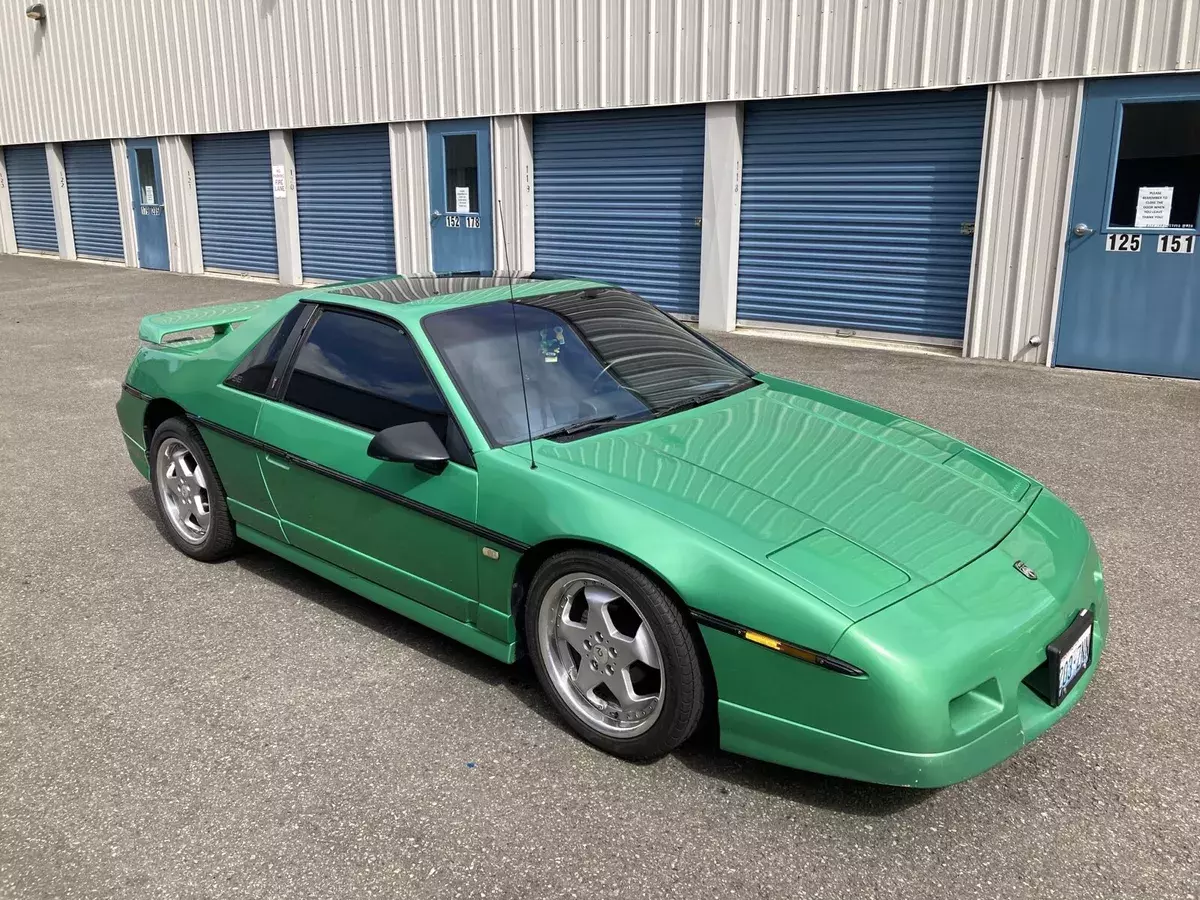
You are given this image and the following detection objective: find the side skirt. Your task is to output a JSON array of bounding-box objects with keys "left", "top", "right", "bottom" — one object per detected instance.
[{"left": 236, "top": 523, "right": 518, "bottom": 665}]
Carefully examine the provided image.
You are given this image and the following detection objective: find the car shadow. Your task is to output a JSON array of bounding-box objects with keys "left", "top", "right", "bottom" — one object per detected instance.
[{"left": 126, "top": 484, "right": 935, "bottom": 816}]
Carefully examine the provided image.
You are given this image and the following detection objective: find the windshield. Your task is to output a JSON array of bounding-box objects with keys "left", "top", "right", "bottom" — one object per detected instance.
[{"left": 422, "top": 287, "right": 756, "bottom": 446}]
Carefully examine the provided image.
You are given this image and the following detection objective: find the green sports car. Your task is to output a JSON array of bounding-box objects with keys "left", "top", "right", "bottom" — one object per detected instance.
[{"left": 116, "top": 274, "right": 1107, "bottom": 787}]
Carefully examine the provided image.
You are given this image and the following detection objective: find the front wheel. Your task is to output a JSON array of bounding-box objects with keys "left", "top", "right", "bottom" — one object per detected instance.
[
  {"left": 149, "top": 417, "right": 237, "bottom": 562},
  {"left": 525, "top": 550, "right": 707, "bottom": 760}
]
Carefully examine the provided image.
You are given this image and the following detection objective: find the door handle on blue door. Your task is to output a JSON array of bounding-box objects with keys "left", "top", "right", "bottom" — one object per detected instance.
[
  {"left": 431, "top": 210, "right": 443, "bottom": 220},
  {"left": 1072, "top": 223, "right": 1094, "bottom": 238}
]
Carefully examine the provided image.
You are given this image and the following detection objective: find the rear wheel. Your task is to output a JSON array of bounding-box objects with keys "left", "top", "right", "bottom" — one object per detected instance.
[
  {"left": 526, "top": 550, "right": 706, "bottom": 759},
  {"left": 149, "top": 417, "right": 237, "bottom": 562}
]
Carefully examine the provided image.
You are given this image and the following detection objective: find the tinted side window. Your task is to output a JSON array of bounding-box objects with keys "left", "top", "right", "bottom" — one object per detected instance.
[
  {"left": 284, "top": 309, "right": 448, "bottom": 437},
  {"left": 225, "top": 305, "right": 304, "bottom": 396}
]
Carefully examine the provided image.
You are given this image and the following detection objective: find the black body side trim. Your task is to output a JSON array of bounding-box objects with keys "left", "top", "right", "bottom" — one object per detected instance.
[
  {"left": 122, "top": 383, "right": 154, "bottom": 402},
  {"left": 691, "top": 609, "right": 867, "bottom": 677},
  {"left": 188, "top": 414, "right": 529, "bottom": 553}
]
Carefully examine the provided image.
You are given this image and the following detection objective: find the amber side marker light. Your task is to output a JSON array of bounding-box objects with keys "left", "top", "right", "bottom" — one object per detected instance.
[
  {"left": 693, "top": 611, "right": 866, "bottom": 677},
  {"left": 744, "top": 630, "right": 865, "bottom": 675}
]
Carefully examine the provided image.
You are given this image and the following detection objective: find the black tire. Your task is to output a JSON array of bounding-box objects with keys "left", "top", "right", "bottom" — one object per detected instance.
[
  {"left": 148, "top": 417, "right": 238, "bottom": 562},
  {"left": 525, "top": 549, "right": 707, "bottom": 760}
]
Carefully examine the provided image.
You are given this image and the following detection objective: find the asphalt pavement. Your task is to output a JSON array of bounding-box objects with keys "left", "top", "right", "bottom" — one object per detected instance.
[{"left": 1, "top": 255, "right": 1196, "bottom": 899}]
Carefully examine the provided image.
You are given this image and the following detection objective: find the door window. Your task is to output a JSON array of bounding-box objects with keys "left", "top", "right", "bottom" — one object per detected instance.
[
  {"left": 1108, "top": 101, "right": 1200, "bottom": 230},
  {"left": 136, "top": 148, "right": 159, "bottom": 205},
  {"left": 444, "top": 134, "right": 479, "bottom": 213},
  {"left": 283, "top": 309, "right": 449, "bottom": 438},
  {"left": 225, "top": 305, "right": 306, "bottom": 396}
]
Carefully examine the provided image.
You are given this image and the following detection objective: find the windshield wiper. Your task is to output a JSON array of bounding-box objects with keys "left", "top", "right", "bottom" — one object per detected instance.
[
  {"left": 653, "top": 377, "right": 758, "bottom": 420},
  {"left": 534, "top": 412, "right": 648, "bottom": 442}
]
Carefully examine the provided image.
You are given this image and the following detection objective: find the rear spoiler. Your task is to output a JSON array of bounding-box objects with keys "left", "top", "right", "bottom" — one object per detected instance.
[{"left": 138, "top": 300, "right": 270, "bottom": 344}]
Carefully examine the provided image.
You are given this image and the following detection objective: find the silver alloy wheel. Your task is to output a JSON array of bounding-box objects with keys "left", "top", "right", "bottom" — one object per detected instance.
[
  {"left": 536, "top": 573, "right": 665, "bottom": 738},
  {"left": 155, "top": 437, "right": 211, "bottom": 545}
]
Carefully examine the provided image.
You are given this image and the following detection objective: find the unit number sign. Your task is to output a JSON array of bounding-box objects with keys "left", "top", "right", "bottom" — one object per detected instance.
[
  {"left": 1105, "top": 233, "right": 1141, "bottom": 252},
  {"left": 444, "top": 215, "right": 480, "bottom": 229},
  {"left": 1157, "top": 234, "right": 1195, "bottom": 254}
]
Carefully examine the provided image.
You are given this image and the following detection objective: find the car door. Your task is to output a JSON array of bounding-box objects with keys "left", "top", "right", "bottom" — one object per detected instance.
[{"left": 254, "top": 305, "right": 480, "bottom": 622}]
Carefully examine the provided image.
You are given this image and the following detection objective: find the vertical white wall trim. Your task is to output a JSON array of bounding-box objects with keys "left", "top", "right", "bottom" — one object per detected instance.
[
  {"left": 0, "top": 151, "right": 16, "bottom": 254},
  {"left": 389, "top": 121, "right": 432, "bottom": 273},
  {"left": 110, "top": 139, "right": 138, "bottom": 268},
  {"left": 269, "top": 130, "right": 302, "bottom": 285},
  {"left": 160, "top": 135, "right": 203, "bottom": 274},
  {"left": 1008, "top": 84, "right": 1046, "bottom": 360},
  {"left": 966, "top": 79, "right": 1082, "bottom": 364},
  {"left": 698, "top": 101, "right": 744, "bottom": 333},
  {"left": 491, "top": 115, "right": 535, "bottom": 272},
  {"left": 46, "top": 143, "right": 76, "bottom": 260},
  {"left": 962, "top": 85, "right": 995, "bottom": 357},
  {"left": 1045, "top": 79, "right": 1086, "bottom": 368}
]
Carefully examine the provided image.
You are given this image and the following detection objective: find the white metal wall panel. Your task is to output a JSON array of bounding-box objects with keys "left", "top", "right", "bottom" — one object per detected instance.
[
  {"left": 737, "top": 89, "right": 987, "bottom": 339},
  {"left": 192, "top": 132, "right": 278, "bottom": 274},
  {"left": 294, "top": 125, "right": 395, "bottom": 281},
  {"left": 533, "top": 106, "right": 705, "bottom": 315},
  {"left": 3, "top": 145, "right": 57, "bottom": 253},
  {"left": 388, "top": 121, "right": 432, "bottom": 275},
  {"left": 2, "top": 1, "right": 1199, "bottom": 145},
  {"left": 62, "top": 140, "right": 123, "bottom": 259},
  {"left": 491, "top": 115, "right": 535, "bottom": 272},
  {"left": 159, "top": 136, "right": 204, "bottom": 275},
  {"left": 967, "top": 81, "right": 1082, "bottom": 364}
]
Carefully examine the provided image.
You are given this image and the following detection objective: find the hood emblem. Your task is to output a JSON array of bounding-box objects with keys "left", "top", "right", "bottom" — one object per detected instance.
[{"left": 1013, "top": 560, "right": 1038, "bottom": 580}]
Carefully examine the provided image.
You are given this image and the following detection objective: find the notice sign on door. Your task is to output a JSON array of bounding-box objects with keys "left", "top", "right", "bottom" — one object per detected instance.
[
  {"left": 455, "top": 186, "right": 471, "bottom": 213},
  {"left": 272, "top": 164, "right": 287, "bottom": 199},
  {"left": 1135, "top": 186, "right": 1173, "bottom": 228}
]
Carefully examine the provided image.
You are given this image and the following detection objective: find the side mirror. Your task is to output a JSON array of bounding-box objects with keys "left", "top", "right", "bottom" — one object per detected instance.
[{"left": 367, "top": 421, "right": 449, "bottom": 474}]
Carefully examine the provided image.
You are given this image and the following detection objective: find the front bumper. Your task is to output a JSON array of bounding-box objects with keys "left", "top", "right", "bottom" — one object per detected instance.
[
  {"left": 704, "top": 489, "right": 1108, "bottom": 787},
  {"left": 716, "top": 609, "right": 1107, "bottom": 787}
]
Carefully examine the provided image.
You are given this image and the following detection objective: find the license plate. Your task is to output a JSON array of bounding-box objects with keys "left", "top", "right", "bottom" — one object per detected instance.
[
  {"left": 1056, "top": 625, "right": 1091, "bottom": 701},
  {"left": 1049, "top": 610, "right": 1094, "bottom": 705}
]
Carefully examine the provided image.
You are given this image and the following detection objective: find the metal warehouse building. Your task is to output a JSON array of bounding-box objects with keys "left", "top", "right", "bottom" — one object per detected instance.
[{"left": 1, "top": 0, "right": 1198, "bottom": 380}]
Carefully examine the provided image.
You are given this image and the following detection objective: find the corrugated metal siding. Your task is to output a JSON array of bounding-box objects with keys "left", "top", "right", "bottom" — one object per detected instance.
[
  {"left": 294, "top": 125, "right": 395, "bottom": 281},
  {"left": 3, "top": 145, "right": 58, "bottom": 253},
  {"left": 62, "top": 140, "right": 124, "bottom": 260},
  {"left": 192, "top": 132, "right": 278, "bottom": 274},
  {"left": 968, "top": 81, "right": 1082, "bottom": 364},
  {"left": 737, "top": 89, "right": 987, "bottom": 338},
  {"left": 1, "top": 1, "right": 1198, "bottom": 145},
  {"left": 534, "top": 106, "right": 704, "bottom": 315}
]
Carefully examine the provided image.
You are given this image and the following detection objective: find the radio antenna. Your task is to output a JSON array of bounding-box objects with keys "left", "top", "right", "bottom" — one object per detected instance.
[{"left": 496, "top": 198, "right": 536, "bottom": 470}]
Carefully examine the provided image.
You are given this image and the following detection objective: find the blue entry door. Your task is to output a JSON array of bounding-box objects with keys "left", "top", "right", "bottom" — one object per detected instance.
[
  {"left": 126, "top": 138, "right": 169, "bottom": 270},
  {"left": 426, "top": 119, "right": 494, "bottom": 273},
  {"left": 1055, "top": 75, "right": 1200, "bottom": 379}
]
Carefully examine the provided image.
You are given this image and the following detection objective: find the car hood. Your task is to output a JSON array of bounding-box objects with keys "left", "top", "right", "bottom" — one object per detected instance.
[{"left": 533, "top": 376, "right": 1040, "bottom": 622}]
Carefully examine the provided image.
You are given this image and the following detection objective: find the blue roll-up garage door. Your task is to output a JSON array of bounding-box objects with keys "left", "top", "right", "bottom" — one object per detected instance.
[
  {"left": 4, "top": 145, "right": 57, "bottom": 254},
  {"left": 294, "top": 125, "right": 394, "bottom": 282},
  {"left": 737, "top": 89, "right": 987, "bottom": 339},
  {"left": 193, "top": 131, "right": 277, "bottom": 275},
  {"left": 534, "top": 106, "right": 705, "bottom": 316},
  {"left": 63, "top": 140, "right": 123, "bottom": 260}
]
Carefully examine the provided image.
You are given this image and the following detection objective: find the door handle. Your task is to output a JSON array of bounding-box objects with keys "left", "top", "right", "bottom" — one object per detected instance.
[
  {"left": 1072, "top": 223, "right": 1094, "bottom": 238},
  {"left": 431, "top": 209, "right": 443, "bottom": 220},
  {"left": 264, "top": 453, "right": 291, "bottom": 470}
]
